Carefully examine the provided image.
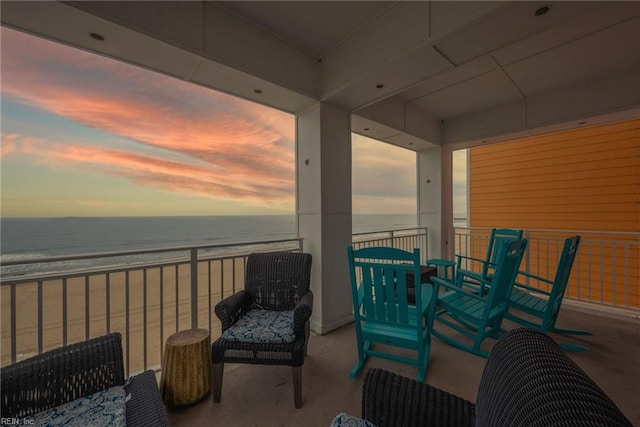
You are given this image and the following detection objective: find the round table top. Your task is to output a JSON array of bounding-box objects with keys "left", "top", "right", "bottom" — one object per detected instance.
[{"left": 166, "top": 328, "right": 210, "bottom": 346}]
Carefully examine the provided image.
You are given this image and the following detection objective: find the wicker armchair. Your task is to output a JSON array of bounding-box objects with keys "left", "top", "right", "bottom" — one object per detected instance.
[
  {"left": 357, "top": 328, "right": 631, "bottom": 427},
  {"left": 212, "top": 251, "right": 313, "bottom": 408},
  {"left": 0, "top": 333, "right": 169, "bottom": 427}
]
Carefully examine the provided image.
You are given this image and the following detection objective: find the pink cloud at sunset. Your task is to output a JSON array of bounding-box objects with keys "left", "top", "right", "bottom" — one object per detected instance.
[
  {"left": 1, "top": 132, "right": 292, "bottom": 204},
  {"left": 1, "top": 27, "right": 295, "bottom": 208}
]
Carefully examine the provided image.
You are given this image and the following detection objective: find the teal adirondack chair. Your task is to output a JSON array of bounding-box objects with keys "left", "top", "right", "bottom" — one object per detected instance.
[
  {"left": 347, "top": 246, "right": 432, "bottom": 382},
  {"left": 506, "top": 235, "right": 590, "bottom": 351},
  {"left": 430, "top": 239, "right": 528, "bottom": 357}
]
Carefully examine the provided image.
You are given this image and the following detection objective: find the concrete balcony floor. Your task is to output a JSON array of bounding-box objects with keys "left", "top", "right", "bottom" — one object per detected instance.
[{"left": 166, "top": 306, "right": 639, "bottom": 426}]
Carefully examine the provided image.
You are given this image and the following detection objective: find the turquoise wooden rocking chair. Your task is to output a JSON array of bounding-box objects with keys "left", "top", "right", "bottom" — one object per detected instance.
[
  {"left": 506, "top": 235, "right": 590, "bottom": 351},
  {"left": 456, "top": 228, "right": 523, "bottom": 291},
  {"left": 427, "top": 228, "right": 522, "bottom": 290},
  {"left": 347, "top": 246, "right": 432, "bottom": 382},
  {"left": 430, "top": 239, "right": 527, "bottom": 357}
]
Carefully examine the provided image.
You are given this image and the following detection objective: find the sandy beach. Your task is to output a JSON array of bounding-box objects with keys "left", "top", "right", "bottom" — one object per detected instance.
[{"left": 1, "top": 257, "right": 246, "bottom": 374}]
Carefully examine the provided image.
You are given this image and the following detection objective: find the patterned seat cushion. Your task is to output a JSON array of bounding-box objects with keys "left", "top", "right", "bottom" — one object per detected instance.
[
  {"left": 330, "top": 413, "right": 378, "bottom": 427},
  {"left": 32, "top": 385, "right": 126, "bottom": 427},
  {"left": 222, "top": 309, "right": 296, "bottom": 344}
]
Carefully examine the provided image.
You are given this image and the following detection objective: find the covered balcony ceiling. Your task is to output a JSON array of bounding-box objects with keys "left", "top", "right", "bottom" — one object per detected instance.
[{"left": 2, "top": 1, "right": 640, "bottom": 150}]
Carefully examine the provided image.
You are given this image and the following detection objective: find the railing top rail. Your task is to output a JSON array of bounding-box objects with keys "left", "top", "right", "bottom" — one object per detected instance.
[
  {"left": 454, "top": 226, "right": 639, "bottom": 238},
  {"left": 352, "top": 227, "right": 427, "bottom": 237},
  {"left": 0, "top": 237, "right": 303, "bottom": 266}
]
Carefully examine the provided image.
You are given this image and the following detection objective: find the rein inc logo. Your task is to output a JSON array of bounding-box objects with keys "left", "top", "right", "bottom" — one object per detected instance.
[{"left": 0, "top": 419, "right": 34, "bottom": 425}]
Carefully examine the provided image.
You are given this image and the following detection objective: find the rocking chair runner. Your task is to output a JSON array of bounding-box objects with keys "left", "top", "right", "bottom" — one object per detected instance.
[
  {"left": 430, "top": 239, "right": 527, "bottom": 357},
  {"left": 506, "top": 235, "right": 590, "bottom": 350},
  {"left": 347, "top": 246, "right": 432, "bottom": 382}
]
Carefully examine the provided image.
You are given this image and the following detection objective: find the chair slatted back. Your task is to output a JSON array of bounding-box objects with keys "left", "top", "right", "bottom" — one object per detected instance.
[
  {"left": 547, "top": 236, "right": 581, "bottom": 320},
  {"left": 348, "top": 246, "right": 424, "bottom": 325},
  {"left": 482, "top": 228, "right": 524, "bottom": 279},
  {"left": 483, "top": 239, "right": 528, "bottom": 322}
]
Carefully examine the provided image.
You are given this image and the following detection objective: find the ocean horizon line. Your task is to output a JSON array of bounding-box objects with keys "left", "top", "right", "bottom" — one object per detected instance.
[{"left": 1, "top": 212, "right": 421, "bottom": 220}]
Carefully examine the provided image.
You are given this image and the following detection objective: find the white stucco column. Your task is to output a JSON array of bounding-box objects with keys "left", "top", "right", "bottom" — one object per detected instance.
[
  {"left": 296, "top": 102, "right": 353, "bottom": 335},
  {"left": 417, "top": 146, "right": 453, "bottom": 260}
]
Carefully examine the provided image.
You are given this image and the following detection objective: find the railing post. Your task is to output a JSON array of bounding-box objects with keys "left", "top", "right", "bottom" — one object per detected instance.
[{"left": 190, "top": 248, "right": 198, "bottom": 329}]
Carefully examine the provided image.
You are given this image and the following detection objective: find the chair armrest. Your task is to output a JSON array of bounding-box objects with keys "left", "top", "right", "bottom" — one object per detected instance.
[
  {"left": 456, "top": 268, "right": 493, "bottom": 293},
  {"left": 432, "top": 277, "right": 487, "bottom": 302},
  {"left": 124, "top": 370, "right": 169, "bottom": 427},
  {"left": 517, "top": 270, "right": 554, "bottom": 284},
  {"left": 512, "top": 271, "right": 554, "bottom": 295},
  {"left": 512, "top": 281, "right": 552, "bottom": 295},
  {"left": 293, "top": 290, "right": 313, "bottom": 335},
  {"left": 362, "top": 368, "right": 475, "bottom": 427},
  {"left": 456, "top": 254, "right": 487, "bottom": 266},
  {"left": 214, "top": 290, "right": 251, "bottom": 331},
  {"left": 419, "top": 283, "right": 434, "bottom": 316}
]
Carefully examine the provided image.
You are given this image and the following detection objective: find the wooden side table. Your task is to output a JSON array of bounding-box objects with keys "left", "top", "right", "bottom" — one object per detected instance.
[
  {"left": 160, "top": 328, "right": 212, "bottom": 407},
  {"left": 406, "top": 265, "right": 437, "bottom": 305}
]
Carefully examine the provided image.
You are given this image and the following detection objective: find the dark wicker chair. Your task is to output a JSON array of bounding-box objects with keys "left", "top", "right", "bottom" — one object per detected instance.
[
  {"left": 0, "top": 333, "right": 169, "bottom": 427},
  {"left": 359, "top": 328, "right": 632, "bottom": 427},
  {"left": 212, "top": 251, "right": 313, "bottom": 408}
]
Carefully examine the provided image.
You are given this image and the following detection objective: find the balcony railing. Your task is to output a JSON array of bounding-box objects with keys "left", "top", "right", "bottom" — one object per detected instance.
[
  {"left": 0, "top": 238, "right": 303, "bottom": 374},
  {"left": 352, "top": 227, "right": 429, "bottom": 260},
  {"left": 2, "top": 225, "right": 636, "bottom": 377},
  {"left": 451, "top": 227, "right": 640, "bottom": 312}
]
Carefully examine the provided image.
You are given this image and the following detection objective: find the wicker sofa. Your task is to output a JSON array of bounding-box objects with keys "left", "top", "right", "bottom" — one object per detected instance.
[
  {"left": 1, "top": 333, "right": 169, "bottom": 427},
  {"left": 334, "top": 328, "right": 631, "bottom": 427}
]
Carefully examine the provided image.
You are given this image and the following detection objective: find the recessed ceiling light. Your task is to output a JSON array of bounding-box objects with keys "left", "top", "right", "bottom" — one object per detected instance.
[
  {"left": 254, "top": 89, "right": 262, "bottom": 94},
  {"left": 364, "top": 128, "right": 370, "bottom": 131},
  {"left": 89, "top": 32, "right": 104, "bottom": 41},
  {"left": 375, "top": 84, "right": 384, "bottom": 89},
  {"left": 578, "top": 121, "right": 587, "bottom": 125},
  {"left": 535, "top": 6, "right": 550, "bottom": 16}
]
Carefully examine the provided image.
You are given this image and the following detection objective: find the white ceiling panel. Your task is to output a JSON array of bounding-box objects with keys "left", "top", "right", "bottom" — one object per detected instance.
[
  {"left": 494, "top": 2, "right": 640, "bottom": 66},
  {"left": 397, "top": 55, "right": 496, "bottom": 102},
  {"left": 409, "top": 70, "right": 521, "bottom": 119},
  {"left": 211, "top": 1, "right": 394, "bottom": 58},
  {"left": 433, "top": 1, "right": 600, "bottom": 66},
  {"left": 505, "top": 16, "right": 640, "bottom": 96}
]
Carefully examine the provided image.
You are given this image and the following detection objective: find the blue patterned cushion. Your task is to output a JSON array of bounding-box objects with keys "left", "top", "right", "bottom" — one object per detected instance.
[
  {"left": 31, "top": 386, "right": 126, "bottom": 427},
  {"left": 330, "top": 413, "right": 378, "bottom": 427},
  {"left": 222, "top": 309, "right": 296, "bottom": 343}
]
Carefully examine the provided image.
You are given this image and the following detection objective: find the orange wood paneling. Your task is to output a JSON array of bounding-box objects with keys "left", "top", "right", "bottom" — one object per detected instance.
[{"left": 469, "top": 118, "right": 640, "bottom": 308}]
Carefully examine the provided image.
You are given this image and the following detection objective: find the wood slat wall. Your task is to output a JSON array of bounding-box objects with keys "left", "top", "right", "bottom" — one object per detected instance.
[{"left": 469, "top": 118, "right": 639, "bottom": 308}]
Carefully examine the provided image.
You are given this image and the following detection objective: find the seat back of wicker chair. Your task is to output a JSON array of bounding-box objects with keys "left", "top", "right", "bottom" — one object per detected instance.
[
  {"left": 245, "top": 251, "right": 312, "bottom": 311},
  {"left": 0, "top": 333, "right": 125, "bottom": 418},
  {"left": 362, "top": 368, "right": 475, "bottom": 427},
  {"left": 475, "top": 328, "right": 632, "bottom": 427}
]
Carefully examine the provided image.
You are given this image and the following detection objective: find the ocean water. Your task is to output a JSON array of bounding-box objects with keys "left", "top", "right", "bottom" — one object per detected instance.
[{"left": 0, "top": 214, "right": 416, "bottom": 276}]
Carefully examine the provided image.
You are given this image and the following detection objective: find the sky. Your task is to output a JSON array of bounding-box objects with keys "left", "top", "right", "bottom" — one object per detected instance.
[{"left": 0, "top": 27, "right": 465, "bottom": 218}]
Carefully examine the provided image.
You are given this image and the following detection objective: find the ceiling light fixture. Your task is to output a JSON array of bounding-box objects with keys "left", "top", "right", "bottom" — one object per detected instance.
[
  {"left": 364, "top": 128, "right": 370, "bottom": 131},
  {"left": 535, "top": 6, "right": 550, "bottom": 16},
  {"left": 375, "top": 84, "right": 384, "bottom": 89},
  {"left": 254, "top": 89, "right": 262, "bottom": 94},
  {"left": 89, "top": 32, "right": 104, "bottom": 41}
]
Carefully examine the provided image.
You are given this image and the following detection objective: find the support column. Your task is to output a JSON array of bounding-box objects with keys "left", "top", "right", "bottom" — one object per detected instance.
[
  {"left": 417, "top": 146, "right": 453, "bottom": 260},
  {"left": 296, "top": 102, "right": 353, "bottom": 334}
]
